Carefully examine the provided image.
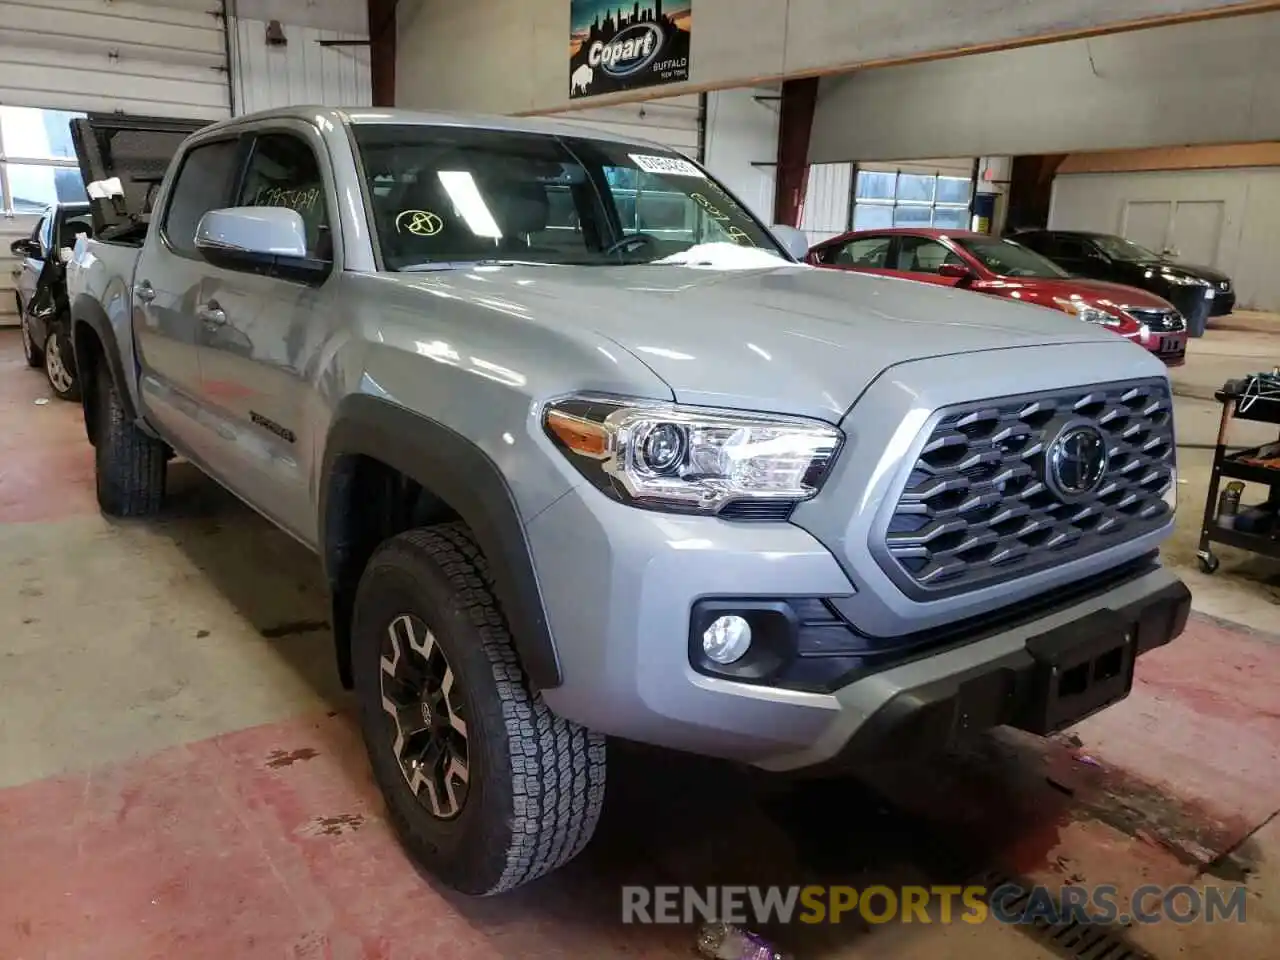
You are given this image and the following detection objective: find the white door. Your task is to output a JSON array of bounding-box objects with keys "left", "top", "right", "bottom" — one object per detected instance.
[
  {"left": 0, "top": 0, "right": 229, "bottom": 118},
  {"left": 1169, "top": 200, "right": 1224, "bottom": 266},
  {"left": 1122, "top": 200, "right": 1172, "bottom": 254}
]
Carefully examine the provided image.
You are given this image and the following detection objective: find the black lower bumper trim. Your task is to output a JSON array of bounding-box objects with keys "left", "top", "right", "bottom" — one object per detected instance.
[{"left": 824, "top": 577, "right": 1191, "bottom": 767}]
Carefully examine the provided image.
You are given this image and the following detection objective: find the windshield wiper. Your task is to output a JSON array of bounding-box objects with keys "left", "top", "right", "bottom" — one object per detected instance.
[{"left": 398, "top": 259, "right": 558, "bottom": 272}]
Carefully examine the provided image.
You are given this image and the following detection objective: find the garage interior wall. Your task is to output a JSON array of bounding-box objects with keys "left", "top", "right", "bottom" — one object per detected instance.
[
  {"left": 702, "top": 86, "right": 778, "bottom": 221},
  {"left": 1, "top": 0, "right": 230, "bottom": 322},
  {"left": 394, "top": 0, "right": 1265, "bottom": 116},
  {"left": 1050, "top": 151, "right": 1280, "bottom": 311},
  {"left": 809, "top": 11, "right": 1280, "bottom": 163},
  {"left": 228, "top": 0, "right": 371, "bottom": 114},
  {"left": 539, "top": 96, "right": 703, "bottom": 157}
]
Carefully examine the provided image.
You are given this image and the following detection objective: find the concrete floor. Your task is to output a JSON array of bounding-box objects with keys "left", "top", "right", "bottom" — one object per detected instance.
[{"left": 1, "top": 324, "right": 1279, "bottom": 959}]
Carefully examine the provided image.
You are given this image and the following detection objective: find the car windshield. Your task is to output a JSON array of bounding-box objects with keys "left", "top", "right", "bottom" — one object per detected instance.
[
  {"left": 953, "top": 237, "right": 1069, "bottom": 278},
  {"left": 1091, "top": 235, "right": 1160, "bottom": 262},
  {"left": 352, "top": 124, "right": 786, "bottom": 270}
]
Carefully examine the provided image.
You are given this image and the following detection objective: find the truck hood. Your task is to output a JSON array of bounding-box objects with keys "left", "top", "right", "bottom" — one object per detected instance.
[{"left": 396, "top": 262, "right": 1129, "bottom": 421}]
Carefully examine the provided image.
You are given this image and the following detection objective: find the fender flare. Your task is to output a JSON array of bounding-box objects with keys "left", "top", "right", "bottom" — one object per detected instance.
[
  {"left": 321, "top": 394, "right": 563, "bottom": 690},
  {"left": 70, "top": 292, "right": 137, "bottom": 424}
]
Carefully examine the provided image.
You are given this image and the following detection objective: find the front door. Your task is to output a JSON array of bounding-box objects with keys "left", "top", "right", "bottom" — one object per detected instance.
[
  {"left": 131, "top": 136, "right": 242, "bottom": 459},
  {"left": 890, "top": 235, "right": 968, "bottom": 288},
  {"left": 15, "top": 213, "right": 49, "bottom": 310},
  {"left": 195, "top": 128, "right": 338, "bottom": 544}
]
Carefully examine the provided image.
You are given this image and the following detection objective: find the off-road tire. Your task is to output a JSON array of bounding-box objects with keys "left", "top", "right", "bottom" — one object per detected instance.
[
  {"left": 352, "top": 523, "right": 606, "bottom": 895},
  {"left": 94, "top": 366, "right": 166, "bottom": 517},
  {"left": 20, "top": 311, "right": 43, "bottom": 368}
]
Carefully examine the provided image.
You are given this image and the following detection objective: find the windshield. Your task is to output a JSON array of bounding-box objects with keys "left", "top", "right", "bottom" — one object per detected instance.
[
  {"left": 1091, "top": 235, "right": 1160, "bottom": 262},
  {"left": 352, "top": 124, "right": 785, "bottom": 270},
  {"left": 954, "top": 237, "right": 1070, "bottom": 278}
]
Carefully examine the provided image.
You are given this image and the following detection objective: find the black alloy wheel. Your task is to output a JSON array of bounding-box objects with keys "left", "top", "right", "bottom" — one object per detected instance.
[{"left": 379, "top": 613, "right": 471, "bottom": 820}]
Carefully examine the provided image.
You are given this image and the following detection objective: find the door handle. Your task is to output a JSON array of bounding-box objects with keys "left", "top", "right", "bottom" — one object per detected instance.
[
  {"left": 197, "top": 301, "right": 227, "bottom": 328},
  {"left": 136, "top": 281, "right": 156, "bottom": 303}
]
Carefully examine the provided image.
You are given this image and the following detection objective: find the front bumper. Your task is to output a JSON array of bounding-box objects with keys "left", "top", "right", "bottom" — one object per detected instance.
[{"left": 527, "top": 482, "right": 1189, "bottom": 772}]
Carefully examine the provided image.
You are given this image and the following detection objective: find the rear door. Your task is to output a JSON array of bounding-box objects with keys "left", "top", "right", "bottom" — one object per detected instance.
[
  {"left": 813, "top": 234, "right": 895, "bottom": 277},
  {"left": 132, "top": 135, "right": 243, "bottom": 457},
  {"left": 193, "top": 123, "right": 339, "bottom": 543}
]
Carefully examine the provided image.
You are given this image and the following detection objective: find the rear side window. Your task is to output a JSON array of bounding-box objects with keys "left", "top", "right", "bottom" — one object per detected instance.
[
  {"left": 827, "top": 236, "right": 890, "bottom": 267},
  {"left": 162, "top": 139, "right": 239, "bottom": 258},
  {"left": 236, "top": 133, "right": 332, "bottom": 261}
]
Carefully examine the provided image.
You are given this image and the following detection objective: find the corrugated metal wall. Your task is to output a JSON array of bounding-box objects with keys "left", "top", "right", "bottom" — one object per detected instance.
[
  {"left": 230, "top": 16, "right": 372, "bottom": 114},
  {"left": 799, "top": 162, "right": 852, "bottom": 245},
  {"left": 0, "top": 0, "right": 230, "bottom": 118},
  {"left": 540, "top": 95, "right": 704, "bottom": 158}
]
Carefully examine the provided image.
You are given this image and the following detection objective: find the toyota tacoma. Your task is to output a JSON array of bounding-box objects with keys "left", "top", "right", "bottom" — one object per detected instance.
[{"left": 67, "top": 106, "right": 1189, "bottom": 896}]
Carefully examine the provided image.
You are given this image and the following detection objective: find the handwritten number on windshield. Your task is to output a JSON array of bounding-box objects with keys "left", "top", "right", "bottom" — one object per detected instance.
[{"left": 690, "top": 193, "right": 755, "bottom": 246}]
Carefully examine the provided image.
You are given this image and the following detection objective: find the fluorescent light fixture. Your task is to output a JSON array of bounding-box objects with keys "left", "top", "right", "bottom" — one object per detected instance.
[{"left": 438, "top": 170, "right": 502, "bottom": 239}]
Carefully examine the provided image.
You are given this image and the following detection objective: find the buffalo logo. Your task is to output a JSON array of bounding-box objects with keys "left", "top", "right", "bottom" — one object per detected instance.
[
  {"left": 396, "top": 210, "right": 444, "bottom": 237},
  {"left": 1045, "top": 422, "right": 1109, "bottom": 501},
  {"left": 588, "top": 22, "right": 663, "bottom": 78}
]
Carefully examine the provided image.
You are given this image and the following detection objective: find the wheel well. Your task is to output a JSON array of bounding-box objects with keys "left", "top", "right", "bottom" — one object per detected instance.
[
  {"left": 71, "top": 321, "right": 104, "bottom": 445},
  {"left": 324, "top": 455, "right": 460, "bottom": 687}
]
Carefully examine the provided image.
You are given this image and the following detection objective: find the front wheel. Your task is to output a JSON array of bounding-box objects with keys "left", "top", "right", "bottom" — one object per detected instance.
[
  {"left": 44, "top": 330, "right": 80, "bottom": 401},
  {"left": 352, "top": 523, "right": 605, "bottom": 895}
]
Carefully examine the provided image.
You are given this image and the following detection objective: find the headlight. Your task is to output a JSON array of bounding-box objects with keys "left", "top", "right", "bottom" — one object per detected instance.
[
  {"left": 1163, "top": 274, "right": 1209, "bottom": 287},
  {"left": 1053, "top": 298, "right": 1125, "bottom": 328},
  {"left": 543, "top": 396, "right": 843, "bottom": 515}
]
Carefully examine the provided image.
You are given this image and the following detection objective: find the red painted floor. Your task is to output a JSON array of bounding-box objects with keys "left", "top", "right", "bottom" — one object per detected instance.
[{"left": 2, "top": 613, "right": 1278, "bottom": 959}]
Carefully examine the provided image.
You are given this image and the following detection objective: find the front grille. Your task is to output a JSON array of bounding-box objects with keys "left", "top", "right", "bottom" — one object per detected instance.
[
  {"left": 881, "top": 380, "right": 1174, "bottom": 597},
  {"left": 1123, "top": 307, "right": 1185, "bottom": 332}
]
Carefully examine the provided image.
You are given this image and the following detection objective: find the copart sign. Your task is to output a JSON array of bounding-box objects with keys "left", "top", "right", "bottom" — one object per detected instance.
[{"left": 569, "top": 0, "right": 691, "bottom": 100}]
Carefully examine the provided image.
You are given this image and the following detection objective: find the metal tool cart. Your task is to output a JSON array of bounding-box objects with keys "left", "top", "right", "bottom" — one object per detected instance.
[{"left": 1197, "top": 373, "right": 1280, "bottom": 574}]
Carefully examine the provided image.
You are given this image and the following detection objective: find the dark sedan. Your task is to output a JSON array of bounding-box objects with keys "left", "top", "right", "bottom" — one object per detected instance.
[
  {"left": 11, "top": 201, "right": 94, "bottom": 400},
  {"left": 1011, "top": 229, "right": 1233, "bottom": 329}
]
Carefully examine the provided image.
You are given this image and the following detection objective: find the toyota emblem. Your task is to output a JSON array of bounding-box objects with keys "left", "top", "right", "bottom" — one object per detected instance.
[{"left": 1046, "top": 422, "right": 1109, "bottom": 500}]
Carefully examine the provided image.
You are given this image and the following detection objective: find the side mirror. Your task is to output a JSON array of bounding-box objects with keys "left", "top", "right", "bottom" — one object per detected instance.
[
  {"left": 770, "top": 224, "right": 811, "bottom": 262},
  {"left": 938, "top": 262, "right": 974, "bottom": 282},
  {"left": 9, "top": 238, "right": 39, "bottom": 258},
  {"left": 195, "top": 207, "right": 328, "bottom": 282}
]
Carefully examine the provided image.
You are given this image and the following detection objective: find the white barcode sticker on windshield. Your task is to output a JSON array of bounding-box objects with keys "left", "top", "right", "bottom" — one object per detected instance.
[{"left": 630, "top": 154, "right": 706, "bottom": 178}]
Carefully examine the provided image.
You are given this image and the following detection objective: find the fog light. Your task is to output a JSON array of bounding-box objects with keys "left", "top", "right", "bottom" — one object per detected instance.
[{"left": 702, "top": 615, "right": 752, "bottom": 664}]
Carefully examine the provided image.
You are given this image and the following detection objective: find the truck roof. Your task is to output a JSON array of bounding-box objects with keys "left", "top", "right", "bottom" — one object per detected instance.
[{"left": 195, "top": 105, "right": 674, "bottom": 151}]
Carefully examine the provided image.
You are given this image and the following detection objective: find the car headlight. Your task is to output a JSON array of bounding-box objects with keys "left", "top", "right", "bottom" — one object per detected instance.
[
  {"left": 1053, "top": 298, "right": 1125, "bottom": 328},
  {"left": 543, "top": 396, "right": 843, "bottom": 515},
  {"left": 1163, "top": 274, "right": 1209, "bottom": 287}
]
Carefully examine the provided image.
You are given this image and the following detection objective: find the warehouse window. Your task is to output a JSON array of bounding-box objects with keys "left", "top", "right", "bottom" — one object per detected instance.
[
  {"left": 851, "top": 169, "right": 972, "bottom": 231},
  {"left": 0, "top": 107, "right": 88, "bottom": 216}
]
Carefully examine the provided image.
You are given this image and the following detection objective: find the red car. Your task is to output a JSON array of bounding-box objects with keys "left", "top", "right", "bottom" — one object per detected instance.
[{"left": 807, "top": 228, "right": 1187, "bottom": 366}]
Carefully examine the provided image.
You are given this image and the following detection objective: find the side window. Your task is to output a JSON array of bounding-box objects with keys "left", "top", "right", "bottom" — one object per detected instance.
[
  {"left": 162, "top": 139, "right": 239, "bottom": 258},
  {"left": 831, "top": 236, "right": 890, "bottom": 267},
  {"left": 894, "top": 237, "right": 963, "bottom": 274},
  {"left": 237, "top": 133, "right": 331, "bottom": 261},
  {"left": 1054, "top": 237, "right": 1089, "bottom": 259}
]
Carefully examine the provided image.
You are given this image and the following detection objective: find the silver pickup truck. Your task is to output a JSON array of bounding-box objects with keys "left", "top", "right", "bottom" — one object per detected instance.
[{"left": 67, "top": 106, "right": 1189, "bottom": 896}]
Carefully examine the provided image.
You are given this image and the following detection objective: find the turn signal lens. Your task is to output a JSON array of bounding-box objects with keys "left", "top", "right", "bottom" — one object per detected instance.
[{"left": 545, "top": 409, "right": 610, "bottom": 458}]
